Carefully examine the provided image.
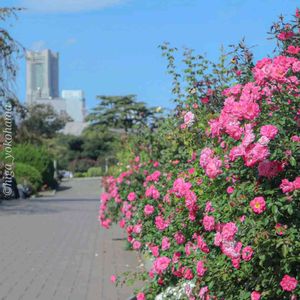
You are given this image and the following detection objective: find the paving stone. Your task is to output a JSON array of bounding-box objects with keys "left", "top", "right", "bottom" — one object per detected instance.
[{"left": 0, "top": 178, "right": 139, "bottom": 300}]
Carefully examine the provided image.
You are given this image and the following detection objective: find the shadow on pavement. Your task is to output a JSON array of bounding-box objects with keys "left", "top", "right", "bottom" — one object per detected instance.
[{"left": 0, "top": 199, "right": 68, "bottom": 216}]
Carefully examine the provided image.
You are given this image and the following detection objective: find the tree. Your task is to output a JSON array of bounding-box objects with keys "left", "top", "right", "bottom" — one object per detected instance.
[
  {"left": 87, "top": 95, "right": 160, "bottom": 133},
  {"left": 17, "top": 104, "right": 71, "bottom": 143},
  {"left": 0, "top": 7, "right": 23, "bottom": 104},
  {"left": 82, "top": 124, "right": 119, "bottom": 160}
]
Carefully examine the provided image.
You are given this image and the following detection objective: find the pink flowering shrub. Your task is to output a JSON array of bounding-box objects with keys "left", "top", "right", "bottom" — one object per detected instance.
[{"left": 100, "top": 10, "right": 299, "bottom": 300}]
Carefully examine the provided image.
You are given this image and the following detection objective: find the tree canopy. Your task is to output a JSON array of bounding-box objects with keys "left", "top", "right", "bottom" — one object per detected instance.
[
  {"left": 0, "top": 7, "right": 23, "bottom": 104},
  {"left": 87, "top": 95, "right": 161, "bottom": 132}
]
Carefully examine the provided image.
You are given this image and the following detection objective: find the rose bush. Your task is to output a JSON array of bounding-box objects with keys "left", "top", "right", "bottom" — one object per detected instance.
[{"left": 99, "top": 10, "right": 300, "bottom": 300}]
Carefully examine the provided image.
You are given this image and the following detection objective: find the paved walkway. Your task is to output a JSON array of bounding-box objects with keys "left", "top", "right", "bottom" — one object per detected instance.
[{"left": 0, "top": 178, "right": 139, "bottom": 300}]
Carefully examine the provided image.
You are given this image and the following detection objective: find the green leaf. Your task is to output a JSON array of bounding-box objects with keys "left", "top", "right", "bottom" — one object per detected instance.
[{"left": 281, "top": 244, "right": 288, "bottom": 258}]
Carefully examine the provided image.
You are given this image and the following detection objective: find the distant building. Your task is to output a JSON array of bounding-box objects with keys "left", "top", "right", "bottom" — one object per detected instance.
[
  {"left": 62, "top": 90, "right": 86, "bottom": 122},
  {"left": 61, "top": 121, "right": 88, "bottom": 136},
  {"left": 26, "top": 49, "right": 59, "bottom": 105},
  {"left": 25, "top": 49, "right": 88, "bottom": 136}
]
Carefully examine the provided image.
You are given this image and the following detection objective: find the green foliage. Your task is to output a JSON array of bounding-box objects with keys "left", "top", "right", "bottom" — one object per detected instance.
[
  {"left": 0, "top": 7, "right": 23, "bottom": 102},
  {"left": 14, "top": 162, "right": 42, "bottom": 192},
  {"left": 74, "top": 172, "right": 87, "bottom": 178},
  {"left": 87, "top": 94, "right": 162, "bottom": 133},
  {"left": 11, "top": 144, "right": 55, "bottom": 187},
  {"left": 17, "top": 104, "right": 71, "bottom": 143},
  {"left": 86, "top": 167, "right": 103, "bottom": 177}
]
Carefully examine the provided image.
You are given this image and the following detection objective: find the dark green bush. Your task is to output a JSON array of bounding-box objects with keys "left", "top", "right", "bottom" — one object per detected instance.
[
  {"left": 14, "top": 162, "right": 42, "bottom": 193},
  {"left": 1, "top": 144, "right": 55, "bottom": 188}
]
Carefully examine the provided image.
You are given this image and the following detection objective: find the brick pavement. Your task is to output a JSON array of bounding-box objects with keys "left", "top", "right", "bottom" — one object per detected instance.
[{"left": 0, "top": 178, "right": 140, "bottom": 300}]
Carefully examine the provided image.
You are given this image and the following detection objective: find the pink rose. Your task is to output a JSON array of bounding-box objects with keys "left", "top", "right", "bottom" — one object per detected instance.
[
  {"left": 229, "top": 145, "right": 245, "bottom": 161},
  {"left": 150, "top": 245, "right": 159, "bottom": 257},
  {"left": 251, "top": 291, "right": 261, "bottom": 300},
  {"left": 214, "top": 232, "right": 222, "bottom": 246},
  {"left": 196, "top": 260, "right": 207, "bottom": 277},
  {"left": 184, "top": 111, "right": 195, "bottom": 127},
  {"left": 286, "top": 45, "right": 300, "bottom": 55},
  {"left": 153, "top": 256, "right": 171, "bottom": 274},
  {"left": 280, "top": 275, "right": 298, "bottom": 291},
  {"left": 227, "top": 186, "right": 235, "bottom": 194},
  {"left": 199, "top": 286, "right": 209, "bottom": 299},
  {"left": 145, "top": 185, "right": 160, "bottom": 199},
  {"left": 119, "top": 219, "right": 126, "bottom": 228},
  {"left": 137, "top": 292, "right": 146, "bottom": 300},
  {"left": 239, "top": 215, "right": 246, "bottom": 223},
  {"left": 275, "top": 223, "right": 286, "bottom": 236},
  {"left": 132, "top": 240, "right": 142, "bottom": 250},
  {"left": 153, "top": 161, "right": 159, "bottom": 167},
  {"left": 183, "top": 268, "right": 194, "bottom": 280},
  {"left": 258, "top": 160, "right": 283, "bottom": 178},
  {"left": 201, "top": 97, "right": 209, "bottom": 104},
  {"left": 242, "top": 246, "right": 254, "bottom": 261},
  {"left": 133, "top": 224, "right": 142, "bottom": 234},
  {"left": 196, "top": 235, "right": 210, "bottom": 253},
  {"left": 280, "top": 179, "right": 295, "bottom": 193},
  {"left": 101, "top": 219, "right": 111, "bottom": 229},
  {"left": 291, "top": 135, "right": 300, "bottom": 142},
  {"left": 293, "top": 177, "right": 300, "bottom": 189},
  {"left": 203, "top": 215, "right": 215, "bottom": 231},
  {"left": 161, "top": 237, "right": 170, "bottom": 251},
  {"left": 172, "top": 252, "right": 181, "bottom": 263},
  {"left": 205, "top": 157, "right": 223, "bottom": 179},
  {"left": 244, "top": 143, "right": 270, "bottom": 167},
  {"left": 250, "top": 196, "right": 267, "bottom": 214},
  {"left": 277, "top": 31, "right": 294, "bottom": 41},
  {"left": 260, "top": 125, "right": 278, "bottom": 140},
  {"left": 110, "top": 274, "right": 117, "bottom": 283},
  {"left": 174, "top": 231, "right": 186, "bottom": 245},
  {"left": 144, "top": 204, "right": 155, "bottom": 216},
  {"left": 205, "top": 201, "right": 214, "bottom": 212},
  {"left": 200, "top": 148, "right": 214, "bottom": 168},
  {"left": 231, "top": 258, "right": 240, "bottom": 269},
  {"left": 127, "top": 192, "right": 137, "bottom": 202},
  {"left": 222, "top": 222, "right": 238, "bottom": 241},
  {"left": 155, "top": 216, "right": 170, "bottom": 231}
]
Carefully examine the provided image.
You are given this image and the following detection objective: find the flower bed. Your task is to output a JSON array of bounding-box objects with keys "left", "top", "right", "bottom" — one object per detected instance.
[{"left": 99, "top": 10, "right": 300, "bottom": 300}]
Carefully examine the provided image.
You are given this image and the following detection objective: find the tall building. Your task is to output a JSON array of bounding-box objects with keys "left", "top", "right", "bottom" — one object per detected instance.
[
  {"left": 26, "top": 49, "right": 59, "bottom": 105},
  {"left": 62, "top": 90, "right": 86, "bottom": 122},
  {"left": 25, "top": 48, "right": 88, "bottom": 136}
]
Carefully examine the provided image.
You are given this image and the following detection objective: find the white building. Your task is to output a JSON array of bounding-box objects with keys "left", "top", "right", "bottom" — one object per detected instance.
[{"left": 62, "top": 90, "right": 86, "bottom": 122}]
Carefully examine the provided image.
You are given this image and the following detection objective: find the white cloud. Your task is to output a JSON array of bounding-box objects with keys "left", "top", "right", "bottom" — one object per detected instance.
[{"left": 20, "top": 0, "right": 127, "bottom": 13}]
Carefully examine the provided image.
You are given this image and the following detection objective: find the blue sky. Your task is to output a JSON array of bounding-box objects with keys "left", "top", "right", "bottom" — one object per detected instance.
[{"left": 2, "top": 0, "right": 298, "bottom": 111}]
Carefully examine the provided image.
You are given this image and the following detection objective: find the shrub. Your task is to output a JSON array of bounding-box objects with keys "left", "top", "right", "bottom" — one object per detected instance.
[
  {"left": 14, "top": 162, "right": 42, "bottom": 193},
  {"left": 99, "top": 10, "right": 300, "bottom": 300},
  {"left": 74, "top": 172, "right": 87, "bottom": 178},
  {"left": 12, "top": 144, "right": 55, "bottom": 188},
  {"left": 86, "top": 167, "right": 103, "bottom": 177}
]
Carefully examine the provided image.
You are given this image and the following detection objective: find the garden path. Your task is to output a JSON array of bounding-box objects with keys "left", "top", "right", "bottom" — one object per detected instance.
[{"left": 0, "top": 178, "right": 139, "bottom": 300}]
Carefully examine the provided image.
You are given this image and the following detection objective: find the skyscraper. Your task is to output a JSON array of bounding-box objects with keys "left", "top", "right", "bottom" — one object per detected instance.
[
  {"left": 62, "top": 90, "right": 86, "bottom": 122},
  {"left": 26, "top": 49, "right": 59, "bottom": 105},
  {"left": 25, "top": 48, "right": 88, "bottom": 136}
]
